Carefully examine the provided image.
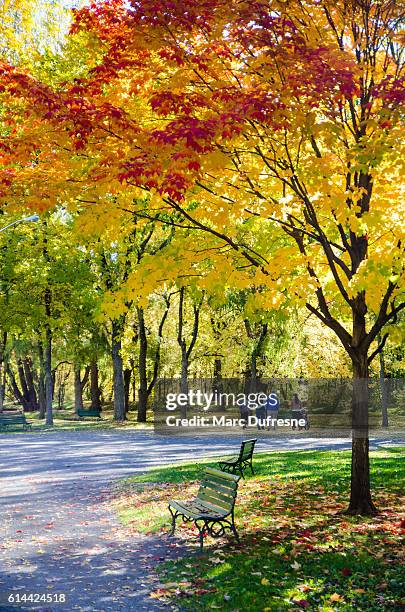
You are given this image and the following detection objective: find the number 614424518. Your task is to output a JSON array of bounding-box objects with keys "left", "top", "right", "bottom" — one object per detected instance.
[{"left": 7, "top": 593, "right": 66, "bottom": 603}]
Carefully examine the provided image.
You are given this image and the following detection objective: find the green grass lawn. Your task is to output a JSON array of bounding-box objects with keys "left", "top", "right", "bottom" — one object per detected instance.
[
  {"left": 113, "top": 448, "right": 405, "bottom": 611},
  {"left": 0, "top": 404, "right": 153, "bottom": 433}
]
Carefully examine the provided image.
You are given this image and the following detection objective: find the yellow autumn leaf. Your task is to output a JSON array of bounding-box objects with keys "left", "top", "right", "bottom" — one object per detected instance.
[
  {"left": 261, "top": 578, "right": 270, "bottom": 586},
  {"left": 330, "top": 593, "right": 344, "bottom": 602}
]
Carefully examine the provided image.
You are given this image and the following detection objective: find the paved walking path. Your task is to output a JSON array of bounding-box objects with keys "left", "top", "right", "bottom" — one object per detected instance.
[{"left": 0, "top": 431, "right": 402, "bottom": 611}]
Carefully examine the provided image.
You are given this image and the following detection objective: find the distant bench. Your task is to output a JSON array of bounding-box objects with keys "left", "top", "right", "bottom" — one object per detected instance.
[
  {"left": 0, "top": 412, "right": 32, "bottom": 431},
  {"left": 218, "top": 439, "right": 257, "bottom": 478},
  {"left": 77, "top": 408, "right": 101, "bottom": 418}
]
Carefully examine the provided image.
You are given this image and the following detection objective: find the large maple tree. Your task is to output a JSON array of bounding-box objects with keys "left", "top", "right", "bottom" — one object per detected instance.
[{"left": 0, "top": 0, "right": 404, "bottom": 514}]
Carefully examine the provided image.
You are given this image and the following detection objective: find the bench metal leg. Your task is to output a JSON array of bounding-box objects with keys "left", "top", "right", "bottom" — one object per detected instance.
[
  {"left": 195, "top": 519, "right": 206, "bottom": 551},
  {"left": 168, "top": 505, "right": 177, "bottom": 536},
  {"left": 231, "top": 510, "right": 239, "bottom": 543}
]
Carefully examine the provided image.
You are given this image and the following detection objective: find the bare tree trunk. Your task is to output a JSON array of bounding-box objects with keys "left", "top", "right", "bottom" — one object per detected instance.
[
  {"left": 17, "top": 358, "right": 31, "bottom": 410},
  {"left": 378, "top": 334, "right": 388, "bottom": 428},
  {"left": 346, "top": 297, "right": 377, "bottom": 515},
  {"left": 137, "top": 297, "right": 171, "bottom": 423},
  {"left": 124, "top": 368, "right": 131, "bottom": 414},
  {"left": 44, "top": 323, "right": 53, "bottom": 427},
  {"left": 0, "top": 332, "right": 7, "bottom": 412},
  {"left": 177, "top": 288, "right": 201, "bottom": 417},
  {"left": 38, "top": 342, "right": 46, "bottom": 419},
  {"left": 137, "top": 306, "right": 148, "bottom": 422},
  {"left": 6, "top": 364, "right": 27, "bottom": 409},
  {"left": 0, "top": 366, "right": 6, "bottom": 412},
  {"left": 244, "top": 321, "right": 268, "bottom": 392},
  {"left": 57, "top": 371, "right": 68, "bottom": 410},
  {"left": 130, "top": 358, "right": 136, "bottom": 403},
  {"left": 74, "top": 365, "right": 90, "bottom": 414},
  {"left": 42, "top": 219, "right": 54, "bottom": 427},
  {"left": 23, "top": 357, "right": 38, "bottom": 411},
  {"left": 74, "top": 368, "right": 84, "bottom": 414},
  {"left": 90, "top": 359, "right": 102, "bottom": 411},
  {"left": 213, "top": 358, "right": 222, "bottom": 388},
  {"left": 112, "top": 318, "right": 126, "bottom": 421},
  {"left": 180, "top": 344, "right": 188, "bottom": 396}
]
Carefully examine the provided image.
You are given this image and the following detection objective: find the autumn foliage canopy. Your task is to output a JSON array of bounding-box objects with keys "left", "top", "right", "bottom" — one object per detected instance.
[{"left": 0, "top": 0, "right": 403, "bottom": 353}]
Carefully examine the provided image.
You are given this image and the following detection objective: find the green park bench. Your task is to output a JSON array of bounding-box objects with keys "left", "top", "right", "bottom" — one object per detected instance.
[
  {"left": 77, "top": 408, "right": 101, "bottom": 418},
  {"left": 218, "top": 438, "right": 257, "bottom": 478},
  {"left": 168, "top": 467, "right": 241, "bottom": 550},
  {"left": 0, "top": 412, "right": 32, "bottom": 431}
]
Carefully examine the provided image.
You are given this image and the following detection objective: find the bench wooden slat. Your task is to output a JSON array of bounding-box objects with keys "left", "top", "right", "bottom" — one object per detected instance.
[
  {"left": 198, "top": 486, "right": 236, "bottom": 503},
  {"left": 199, "top": 493, "right": 233, "bottom": 512},
  {"left": 200, "top": 475, "right": 237, "bottom": 492},
  {"left": 201, "top": 473, "right": 239, "bottom": 489},
  {"left": 199, "top": 482, "right": 237, "bottom": 501},
  {"left": 194, "top": 500, "right": 230, "bottom": 515},
  {"left": 200, "top": 480, "right": 238, "bottom": 498},
  {"left": 193, "top": 499, "right": 226, "bottom": 512},
  {"left": 169, "top": 500, "right": 226, "bottom": 519},
  {"left": 204, "top": 467, "right": 240, "bottom": 482},
  {"left": 241, "top": 442, "right": 256, "bottom": 459}
]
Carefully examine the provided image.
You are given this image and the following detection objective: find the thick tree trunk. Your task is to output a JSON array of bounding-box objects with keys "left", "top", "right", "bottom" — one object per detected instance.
[
  {"left": 90, "top": 359, "right": 102, "bottom": 411},
  {"left": 112, "top": 318, "right": 126, "bottom": 421},
  {"left": 137, "top": 306, "right": 148, "bottom": 423},
  {"left": 346, "top": 351, "right": 377, "bottom": 515}
]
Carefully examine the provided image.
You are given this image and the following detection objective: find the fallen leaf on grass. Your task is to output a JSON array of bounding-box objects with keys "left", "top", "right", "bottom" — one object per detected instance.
[
  {"left": 330, "top": 593, "right": 344, "bottom": 602},
  {"left": 292, "top": 599, "right": 310, "bottom": 608},
  {"left": 297, "top": 585, "right": 313, "bottom": 592}
]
